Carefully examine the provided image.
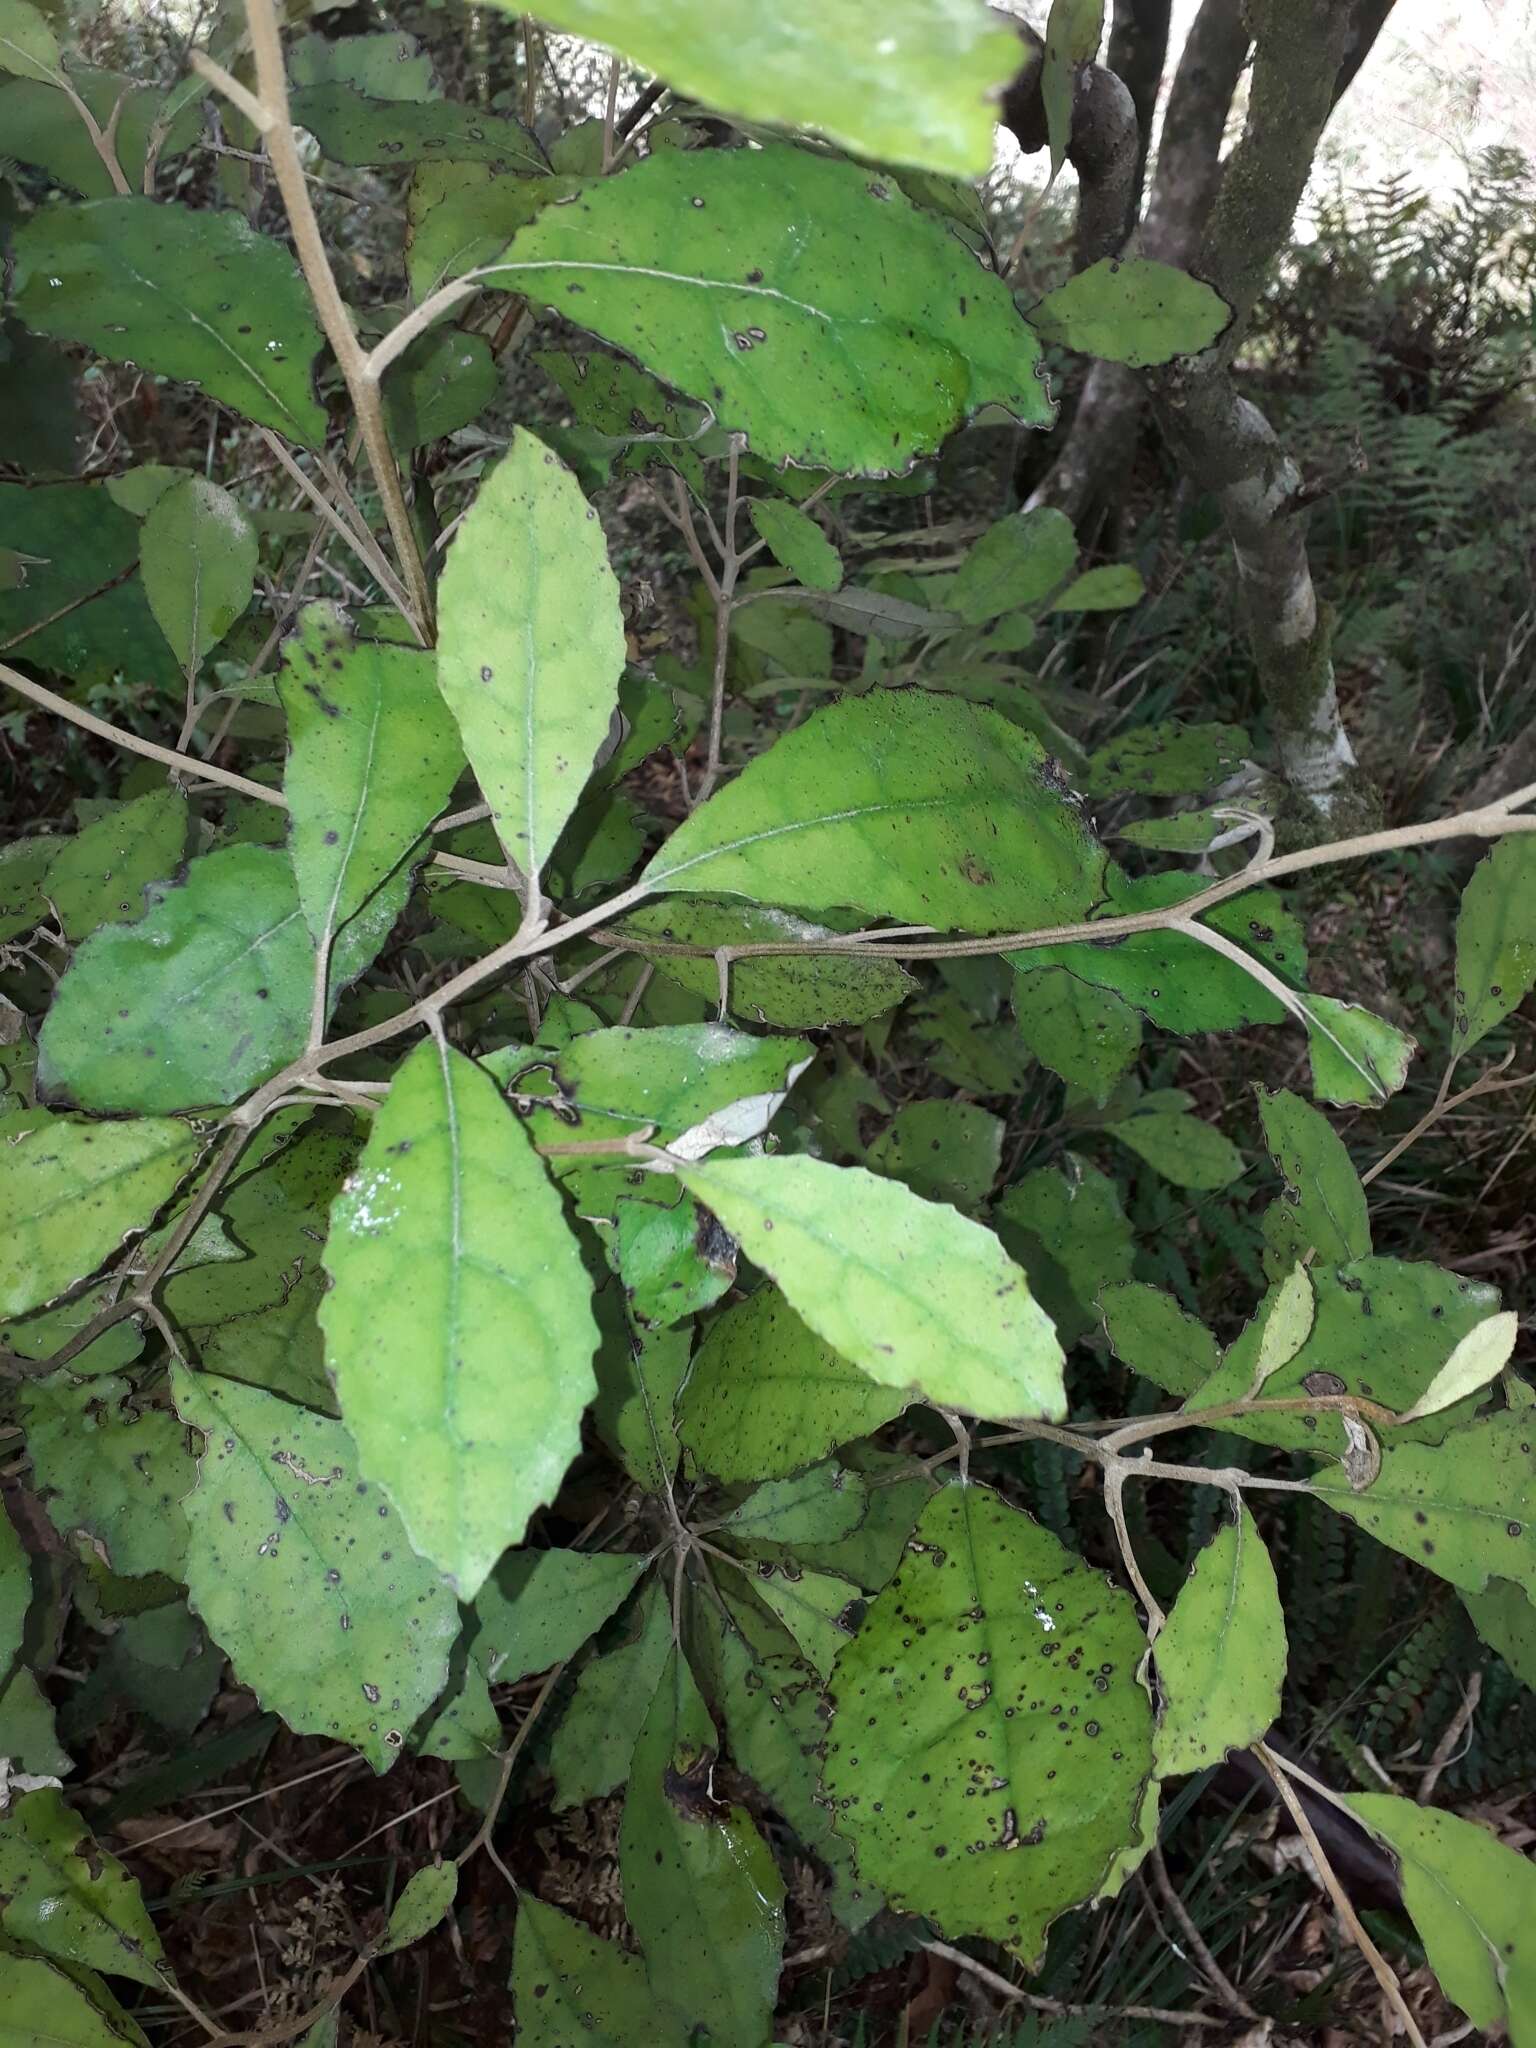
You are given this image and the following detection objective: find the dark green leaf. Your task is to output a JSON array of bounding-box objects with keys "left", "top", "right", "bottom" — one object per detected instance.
[
  {"left": 511, "top": 1895, "right": 690, "bottom": 2048},
  {"left": 1027, "top": 257, "right": 1230, "bottom": 366},
  {"left": 478, "top": 145, "right": 1051, "bottom": 474},
  {"left": 290, "top": 83, "right": 543, "bottom": 168},
  {"left": 618, "top": 1647, "right": 785, "bottom": 2043},
  {"left": 470, "top": 1550, "right": 645, "bottom": 1685},
  {"left": 1455, "top": 836, "right": 1536, "bottom": 1053},
  {"left": 172, "top": 1365, "right": 459, "bottom": 1773},
  {"left": 39, "top": 844, "right": 397, "bottom": 1114},
  {"left": 680, "top": 1285, "right": 907, "bottom": 1482},
  {"left": 12, "top": 199, "right": 327, "bottom": 447},
  {"left": 824, "top": 1483, "right": 1152, "bottom": 1960},
  {"left": 1255, "top": 1085, "right": 1371, "bottom": 1279},
  {"left": 279, "top": 603, "right": 462, "bottom": 954},
  {"left": 42, "top": 790, "right": 187, "bottom": 942},
  {"left": 644, "top": 691, "right": 1106, "bottom": 935}
]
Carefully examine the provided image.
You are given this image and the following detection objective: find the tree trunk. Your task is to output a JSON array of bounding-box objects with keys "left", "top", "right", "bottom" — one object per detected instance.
[{"left": 1105, "top": 0, "right": 1173, "bottom": 206}]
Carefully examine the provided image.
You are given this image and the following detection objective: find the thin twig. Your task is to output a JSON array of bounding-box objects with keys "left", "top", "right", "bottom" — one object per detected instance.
[
  {"left": 192, "top": 19, "right": 433, "bottom": 637},
  {"left": 921, "top": 1939, "right": 1223, "bottom": 2028},
  {"left": 1256, "top": 1743, "right": 1428, "bottom": 2048},
  {"left": 1149, "top": 1845, "right": 1258, "bottom": 2019}
]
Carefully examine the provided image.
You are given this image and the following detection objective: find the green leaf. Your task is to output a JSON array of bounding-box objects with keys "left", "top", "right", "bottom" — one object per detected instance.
[
  {"left": 1106, "top": 1107, "right": 1245, "bottom": 1190},
  {"left": 1011, "top": 965, "right": 1141, "bottom": 1102},
  {"left": 1051, "top": 563, "right": 1145, "bottom": 611},
  {"left": 948, "top": 506, "right": 1078, "bottom": 624},
  {"left": 1085, "top": 721, "right": 1250, "bottom": 797},
  {"left": 290, "top": 83, "right": 544, "bottom": 168},
  {"left": 511, "top": 1895, "right": 690, "bottom": 2048},
  {"left": 1027, "top": 257, "right": 1230, "bottom": 367},
  {"left": 279, "top": 603, "right": 463, "bottom": 954},
  {"left": 1303, "top": 995, "right": 1416, "bottom": 1106},
  {"left": 1152, "top": 1506, "right": 1286, "bottom": 1777},
  {"left": 643, "top": 692, "right": 1106, "bottom": 935},
  {"left": 1256, "top": 1085, "right": 1371, "bottom": 1279},
  {"left": 591, "top": 1316, "right": 688, "bottom": 1493},
  {"left": 21, "top": 1373, "right": 193, "bottom": 1580},
  {"left": 706, "top": 1603, "right": 874, "bottom": 1926},
  {"left": 1313, "top": 1410, "right": 1536, "bottom": 1600},
  {"left": 42, "top": 790, "right": 187, "bottom": 943},
  {"left": 1017, "top": 875, "right": 1307, "bottom": 1034},
  {"left": 172, "top": 1365, "right": 459, "bottom": 1773},
  {"left": 617, "top": 898, "right": 916, "bottom": 1028},
  {"left": 1042, "top": 0, "right": 1104, "bottom": 173},
  {"left": 1, "top": 66, "right": 199, "bottom": 200},
  {"left": 548, "top": 1577, "right": 673, "bottom": 1808},
  {"left": 992, "top": 1159, "right": 1135, "bottom": 1348},
  {"left": 824, "top": 1483, "right": 1152, "bottom": 1960},
  {"left": 0, "top": 482, "right": 178, "bottom": 692},
  {"left": 437, "top": 430, "right": 626, "bottom": 885},
  {"left": 619, "top": 1647, "right": 785, "bottom": 2045},
  {"left": 675, "top": 1153, "right": 1065, "bottom": 1424},
  {"left": 867, "top": 1099, "right": 1003, "bottom": 1213},
  {"left": 485, "top": 1020, "right": 813, "bottom": 1163},
  {"left": 503, "top": 0, "right": 1019, "bottom": 177},
  {"left": 479, "top": 145, "right": 1050, "bottom": 474},
  {"left": 0, "top": 1669, "right": 72, "bottom": 1780},
  {"left": 1455, "top": 836, "right": 1536, "bottom": 1053},
  {"left": 321, "top": 1038, "right": 600, "bottom": 1600},
  {"left": 791, "top": 583, "right": 954, "bottom": 640},
  {"left": 375, "top": 1860, "right": 457, "bottom": 1956},
  {"left": 288, "top": 29, "right": 437, "bottom": 99},
  {"left": 746, "top": 1563, "right": 861, "bottom": 1676},
  {"left": 749, "top": 499, "right": 843, "bottom": 591},
  {"left": 407, "top": 164, "right": 581, "bottom": 299},
  {"left": 39, "top": 844, "right": 395, "bottom": 1114},
  {"left": 139, "top": 476, "right": 257, "bottom": 671},
  {"left": 381, "top": 328, "right": 497, "bottom": 447},
  {"left": 1188, "top": 1257, "right": 1503, "bottom": 1460},
  {"left": 0, "top": 1109, "right": 199, "bottom": 1317},
  {"left": 0, "top": 0, "right": 58, "bottom": 82},
  {"left": 12, "top": 199, "right": 327, "bottom": 448},
  {"left": 1099, "top": 1282, "right": 1220, "bottom": 1399},
  {"left": 1461, "top": 1578, "right": 1536, "bottom": 1688},
  {"left": 718, "top": 1462, "right": 869, "bottom": 1548},
  {"left": 0, "top": 1506, "right": 28, "bottom": 1679},
  {"left": 615, "top": 1184, "right": 737, "bottom": 1327},
  {"left": 469, "top": 1550, "right": 646, "bottom": 1684},
  {"left": 680, "top": 1284, "right": 908, "bottom": 1482},
  {"left": 1346, "top": 1795, "right": 1536, "bottom": 2042},
  {"left": 0, "top": 1948, "right": 147, "bottom": 2046},
  {"left": 0, "top": 1786, "right": 163, "bottom": 1986},
  {"left": 0, "top": 838, "right": 57, "bottom": 943}
]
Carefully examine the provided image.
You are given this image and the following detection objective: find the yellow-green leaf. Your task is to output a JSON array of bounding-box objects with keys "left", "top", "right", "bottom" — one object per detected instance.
[{"left": 321, "top": 1039, "right": 599, "bottom": 1599}]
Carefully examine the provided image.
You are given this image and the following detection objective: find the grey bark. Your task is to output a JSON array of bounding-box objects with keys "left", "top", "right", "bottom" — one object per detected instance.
[{"left": 1140, "top": 0, "right": 1251, "bottom": 266}]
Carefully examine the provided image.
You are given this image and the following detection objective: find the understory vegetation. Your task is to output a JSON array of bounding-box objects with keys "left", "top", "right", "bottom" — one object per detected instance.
[{"left": 0, "top": 0, "right": 1534, "bottom": 2043}]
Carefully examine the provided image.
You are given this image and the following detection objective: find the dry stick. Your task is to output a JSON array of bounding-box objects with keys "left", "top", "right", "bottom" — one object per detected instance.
[
  {"left": 1255, "top": 1743, "right": 1429, "bottom": 2048},
  {"left": 1416, "top": 1670, "right": 1483, "bottom": 1804},
  {"left": 1149, "top": 1844, "right": 1258, "bottom": 2020},
  {"left": 191, "top": 27, "right": 433, "bottom": 639},
  {"left": 0, "top": 564, "right": 139, "bottom": 657},
  {"left": 1362, "top": 1056, "right": 1526, "bottom": 1188},
  {"left": 0, "top": 660, "right": 284, "bottom": 807},
  {"left": 921, "top": 1938, "right": 1223, "bottom": 2030},
  {"left": 258, "top": 430, "right": 418, "bottom": 630}
]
